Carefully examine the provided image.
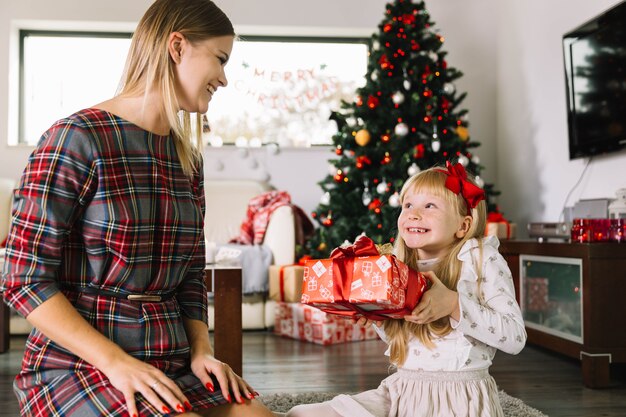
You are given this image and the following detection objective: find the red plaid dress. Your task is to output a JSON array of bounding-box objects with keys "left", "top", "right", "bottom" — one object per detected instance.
[{"left": 1, "top": 109, "right": 227, "bottom": 416}]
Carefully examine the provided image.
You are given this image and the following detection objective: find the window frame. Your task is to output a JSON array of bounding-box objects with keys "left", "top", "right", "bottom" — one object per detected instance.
[
  {"left": 15, "top": 30, "right": 370, "bottom": 147},
  {"left": 17, "top": 29, "right": 133, "bottom": 145}
]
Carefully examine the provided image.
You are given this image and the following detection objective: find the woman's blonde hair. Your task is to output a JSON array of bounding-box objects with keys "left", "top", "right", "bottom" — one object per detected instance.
[
  {"left": 117, "top": 0, "right": 234, "bottom": 177},
  {"left": 384, "top": 165, "right": 487, "bottom": 366}
]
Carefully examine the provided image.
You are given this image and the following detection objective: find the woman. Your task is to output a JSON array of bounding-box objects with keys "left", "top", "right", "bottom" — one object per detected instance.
[{"left": 1, "top": 0, "right": 275, "bottom": 416}]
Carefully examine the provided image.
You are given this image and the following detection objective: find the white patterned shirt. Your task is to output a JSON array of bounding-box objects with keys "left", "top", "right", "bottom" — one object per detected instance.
[{"left": 374, "top": 236, "right": 527, "bottom": 371}]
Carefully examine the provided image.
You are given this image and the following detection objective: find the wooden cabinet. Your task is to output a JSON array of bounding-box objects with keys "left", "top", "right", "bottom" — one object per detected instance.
[{"left": 499, "top": 240, "right": 626, "bottom": 388}]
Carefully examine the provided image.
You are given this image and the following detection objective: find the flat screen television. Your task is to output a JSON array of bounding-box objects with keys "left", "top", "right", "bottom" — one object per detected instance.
[{"left": 563, "top": 1, "right": 626, "bottom": 160}]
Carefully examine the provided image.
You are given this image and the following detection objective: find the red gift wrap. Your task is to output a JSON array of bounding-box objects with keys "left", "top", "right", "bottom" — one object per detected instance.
[
  {"left": 301, "top": 236, "right": 428, "bottom": 320},
  {"left": 274, "top": 301, "right": 378, "bottom": 345}
]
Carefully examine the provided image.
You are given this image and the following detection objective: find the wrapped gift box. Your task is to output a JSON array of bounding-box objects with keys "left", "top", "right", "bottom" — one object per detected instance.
[
  {"left": 301, "top": 236, "right": 427, "bottom": 320},
  {"left": 269, "top": 265, "right": 304, "bottom": 302},
  {"left": 485, "top": 212, "right": 516, "bottom": 239},
  {"left": 486, "top": 222, "right": 517, "bottom": 239},
  {"left": 274, "top": 301, "right": 378, "bottom": 345}
]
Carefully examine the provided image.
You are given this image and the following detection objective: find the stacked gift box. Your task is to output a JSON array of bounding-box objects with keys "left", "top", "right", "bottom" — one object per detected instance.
[
  {"left": 269, "top": 263, "right": 379, "bottom": 345},
  {"left": 273, "top": 300, "right": 378, "bottom": 345}
]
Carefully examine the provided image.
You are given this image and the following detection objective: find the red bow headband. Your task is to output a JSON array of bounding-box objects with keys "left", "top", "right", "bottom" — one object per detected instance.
[{"left": 437, "top": 161, "right": 485, "bottom": 215}]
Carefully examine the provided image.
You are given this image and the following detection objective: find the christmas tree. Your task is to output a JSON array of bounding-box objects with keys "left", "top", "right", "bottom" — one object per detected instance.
[{"left": 304, "top": 0, "right": 499, "bottom": 258}]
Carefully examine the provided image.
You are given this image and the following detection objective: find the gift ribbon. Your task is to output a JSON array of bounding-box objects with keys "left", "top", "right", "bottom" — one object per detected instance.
[{"left": 487, "top": 212, "right": 511, "bottom": 238}]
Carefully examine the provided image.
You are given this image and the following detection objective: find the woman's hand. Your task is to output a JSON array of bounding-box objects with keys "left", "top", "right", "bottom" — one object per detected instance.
[
  {"left": 404, "top": 271, "right": 460, "bottom": 324},
  {"left": 103, "top": 354, "right": 191, "bottom": 416},
  {"left": 189, "top": 351, "right": 256, "bottom": 405}
]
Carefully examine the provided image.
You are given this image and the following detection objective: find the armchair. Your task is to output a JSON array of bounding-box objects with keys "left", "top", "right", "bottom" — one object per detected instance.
[{"left": 203, "top": 179, "right": 298, "bottom": 329}]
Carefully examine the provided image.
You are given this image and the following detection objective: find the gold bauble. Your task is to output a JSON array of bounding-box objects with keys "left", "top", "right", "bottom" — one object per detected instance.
[
  {"left": 355, "top": 129, "right": 371, "bottom": 146},
  {"left": 318, "top": 242, "right": 328, "bottom": 252},
  {"left": 456, "top": 126, "right": 469, "bottom": 142}
]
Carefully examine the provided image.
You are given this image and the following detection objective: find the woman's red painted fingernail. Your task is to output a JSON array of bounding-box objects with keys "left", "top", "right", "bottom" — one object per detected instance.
[
  {"left": 132, "top": 414, "right": 138, "bottom": 417},
  {"left": 161, "top": 405, "right": 171, "bottom": 413},
  {"left": 246, "top": 392, "right": 254, "bottom": 399},
  {"left": 227, "top": 394, "right": 232, "bottom": 403},
  {"left": 254, "top": 391, "right": 259, "bottom": 397},
  {"left": 185, "top": 401, "right": 192, "bottom": 410},
  {"left": 206, "top": 382, "right": 214, "bottom": 392},
  {"left": 176, "top": 404, "right": 185, "bottom": 412}
]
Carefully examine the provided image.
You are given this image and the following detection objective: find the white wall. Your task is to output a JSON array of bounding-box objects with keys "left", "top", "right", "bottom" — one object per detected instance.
[
  {"left": 0, "top": 0, "right": 497, "bottom": 217},
  {"left": 496, "top": 0, "right": 626, "bottom": 231}
]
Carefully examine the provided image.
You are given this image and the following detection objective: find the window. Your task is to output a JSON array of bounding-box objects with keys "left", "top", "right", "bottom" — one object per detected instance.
[
  {"left": 205, "top": 36, "right": 369, "bottom": 147},
  {"left": 19, "top": 30, "right": 132, "bottom": 145},
  {"left": 17, "top": 32, "right": 368, "bottom": 147}
]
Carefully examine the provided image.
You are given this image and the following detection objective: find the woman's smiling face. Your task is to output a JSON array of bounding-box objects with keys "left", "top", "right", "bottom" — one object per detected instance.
[{"left": 173, "top": 34, "right": 234, "bottom": 114}]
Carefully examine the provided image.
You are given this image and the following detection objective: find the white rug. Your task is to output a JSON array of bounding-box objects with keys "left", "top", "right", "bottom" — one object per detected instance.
[{"left": 260, "top": 390, "right": 548, "bottom": 416}]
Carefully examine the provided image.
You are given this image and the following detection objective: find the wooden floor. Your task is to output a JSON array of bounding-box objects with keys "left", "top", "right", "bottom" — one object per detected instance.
[{"left": 1, "top": 331, "right": 625, "bottom": 416}]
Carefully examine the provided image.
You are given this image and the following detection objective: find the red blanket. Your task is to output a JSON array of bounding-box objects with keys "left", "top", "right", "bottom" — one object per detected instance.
[{"left": 230, "top": 190, "right": 313, "bottom": 247}]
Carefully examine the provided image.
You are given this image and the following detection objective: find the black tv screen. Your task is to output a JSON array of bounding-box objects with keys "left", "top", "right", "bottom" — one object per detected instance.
[{"left": 563, "top": 1, "right": 626, "bottom": 160}]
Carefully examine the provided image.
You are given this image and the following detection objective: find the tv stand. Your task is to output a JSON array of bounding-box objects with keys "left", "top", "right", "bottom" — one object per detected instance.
[{"left": 499, "top": 240, "right": 626, "bottom": 388}]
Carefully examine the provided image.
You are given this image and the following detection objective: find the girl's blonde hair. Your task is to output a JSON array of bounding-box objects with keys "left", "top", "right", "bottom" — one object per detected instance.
[
  {"left": 384, "top": 165, "right": 487, "bottom": 366},
  {"left": 117, "top": 0, "right": 234, "bottom": 177}
]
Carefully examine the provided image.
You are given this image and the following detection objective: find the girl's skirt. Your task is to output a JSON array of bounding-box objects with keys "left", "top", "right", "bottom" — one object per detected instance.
[{"left": 327, "top": 368, "right": 504, "bottom": 417}]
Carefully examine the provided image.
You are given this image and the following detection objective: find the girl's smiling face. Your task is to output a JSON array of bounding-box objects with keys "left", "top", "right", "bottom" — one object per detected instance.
[{"left": 397, "top": 186, "right": 471, "bottom": 259}]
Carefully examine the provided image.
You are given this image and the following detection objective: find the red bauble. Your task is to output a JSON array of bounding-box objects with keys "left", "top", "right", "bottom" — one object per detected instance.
[
  {"left": 367, "top": 95, "right": 380, "bottom": 109},
  {"left": 414, "top": 144, "right": 425, "bottom": 159}
]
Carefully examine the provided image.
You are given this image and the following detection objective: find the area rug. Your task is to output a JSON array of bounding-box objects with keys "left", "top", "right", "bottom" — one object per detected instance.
[{"left": 260, "top": 390, "right": 548, "bottom": 416}]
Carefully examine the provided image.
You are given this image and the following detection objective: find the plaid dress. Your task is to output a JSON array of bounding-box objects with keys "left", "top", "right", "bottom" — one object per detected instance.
[{"left": 1, "top": 108, "right": 228, "bottom": 416}]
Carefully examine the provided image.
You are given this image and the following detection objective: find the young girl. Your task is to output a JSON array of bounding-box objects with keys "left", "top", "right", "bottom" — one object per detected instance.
[{"left": 285, "top": 162, "right": 526, "bottom": 417}]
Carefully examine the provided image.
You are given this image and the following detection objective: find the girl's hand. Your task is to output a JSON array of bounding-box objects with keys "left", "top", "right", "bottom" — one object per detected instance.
[
  {"left": 190, "top": 352, "right": 256, "bottom": 405},
  {"left": 404, "top": 271, "right": 460, "bottom": 324},
  {"left": 103, "top": 353, "right": 191, "bottom": 416},
  {"left": 355, "top": 316, "right": 383, "bottom": 328}
]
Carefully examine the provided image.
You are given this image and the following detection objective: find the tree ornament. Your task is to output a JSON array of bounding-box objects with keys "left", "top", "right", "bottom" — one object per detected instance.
[
  {"left": 328, "top": 164, "right": 338, "bottom": 175},
  {"left": 372, "top": 40, "right": 380, "bottom": 50},
  {"left": 458, "top": 154, "right": 469, "bottom": 166},
  {"left": 381, "top": 133, "right": 391, "bottom": 143},
  {"left": 320, "top": 191, "right": 330, "bottom": 205},
  {"left": 431, "top": 139, "right": 441, "bottom": 152},
  {"left": 322, "top": 211, "right": 334, "bottom": 227},
  {"left": 429, "top": 51, "right": 438, "bottom": 62},
  {"left": 403, "top": 79, "right": 412, "bottom": 90},
  {"left": 443, "top": 82, "right": 455, "bottom": 95},
  {"left": 335, "top": 145, "right": 343, "bottom": 155},
  {"left": 413, "top": 143, "right": 425, "bottom": 159},
  {"left": 472, "top": 155, "right": 481, "bottom": 165},
  {"left": 392, "top": 91, "right": 405, "bottom": 105},
  {"left": 475, "top": 176, "right": 485, "bottom": 188},
  {"left": 371, "top": 71, "right": 379, "bottom": 81},
  {"left": 456, "top": 126, "right": 470, "bottom": 141},
  {"left": 367, "top": 95, "right": 380, "bottom": 109},
  {"left": 362, "top": 186, "right": 372, "bottom": 206},
  {"left": 376, "top": 182, "right": 388, "bottom": 194},
  {"left": 394, "top": 122, "right": 409, "bottom": 137},
  {"left": 368, "top": 198, "right": 382, "bottom": 213},
  {"left": 389, "top": 192, "right": 401, "bottom": 207},
  {"left": 346, "top": 117, "right": 357, "bottom": 127},
  {"left": 408, "top": 163, "right": 420, "bottom": 176},
  {"left": 356, "top": 155, "right": 372, "bottom": 169},
  {"left": 317, "top": 242, "right": 327, "bottom": 252},
  {"left": 355, "top": 129, "right": 372, "bottom": 146},
  {"left": 381, "top": 152, "right": 392, "bottom": 165}
]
